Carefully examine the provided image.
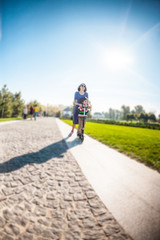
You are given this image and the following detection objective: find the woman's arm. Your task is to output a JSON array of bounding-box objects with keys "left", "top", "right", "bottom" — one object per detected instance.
[{"left": 74, "top": 100, "right": 82, "bottom": 107}]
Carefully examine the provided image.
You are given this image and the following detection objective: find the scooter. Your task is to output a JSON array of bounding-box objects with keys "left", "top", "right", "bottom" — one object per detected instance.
[{"left": 79, "top": 117, "right": 85, "bottom": 142}]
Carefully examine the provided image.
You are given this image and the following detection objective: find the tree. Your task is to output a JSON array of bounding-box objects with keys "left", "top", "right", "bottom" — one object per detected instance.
[
  {"left": 45, "top": 104, "right": 59, "bottom": 116},
  {"left": 104, "top": 109, "right": 121, "bottom": 120},
  {"left": 115, "top": 110, "right": 121, "bottom": 120},
  {"left": 143, "top": 113, "right": 149, "bottom": 123},
  {"left": 0, "top": 85, "right": 13, "bottom": 118},
  {"left": 104, "top": 112, "right": 109, "bottom": 119},
  {"left": 131, "top": 110, "right": 136, "bottom": 114},
  {"left": 127, "top": 113, "right": 135, "bottom": 121},
  {"left": 12, "top": 92, "right": 24, "bottom": 117},
  {"left": 137, "top": 112, "right": 148, "bottom": 122},
  {"left": 134, "top": 105, "right": 145, "bottom": 114},
  {"left": 148, "top": 113, "right": 156, "bottom": 122},
  {"left": 121, "top": 105, "right": 130, "bottom": 120},
  {"left": 108, "top": 108, "right": 115, "bottom": 120}
]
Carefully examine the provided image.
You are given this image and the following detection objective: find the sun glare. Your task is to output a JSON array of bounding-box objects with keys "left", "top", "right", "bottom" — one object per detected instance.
[{"left": 104, "top": 47, "right": 134, "bottom": 70}]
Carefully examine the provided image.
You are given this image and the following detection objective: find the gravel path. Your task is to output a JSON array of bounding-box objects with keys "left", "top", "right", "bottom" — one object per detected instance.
[{"left": 0, "top": 118, "right": 131, "bottom": 240}]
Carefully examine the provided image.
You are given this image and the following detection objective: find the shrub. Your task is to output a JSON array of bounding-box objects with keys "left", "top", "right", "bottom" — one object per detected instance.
[{"left": 87, "top": 119, "right": 160, "bottom": 130}]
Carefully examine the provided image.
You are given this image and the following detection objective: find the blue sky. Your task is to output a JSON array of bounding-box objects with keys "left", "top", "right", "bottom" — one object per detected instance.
[{"left": 0, "top": 0, "right": 160, "bottom": 114}]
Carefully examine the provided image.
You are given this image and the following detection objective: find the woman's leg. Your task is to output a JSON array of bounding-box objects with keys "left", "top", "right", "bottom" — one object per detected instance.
[
  {"left": 68, "top": 123, "right": 76, "bottom": 136},
  {"left": 69, "top": 107, "right": 78, "bottom": 136},
  {"left": 71, "top": 124, "right": 76, "bottom": 132}
]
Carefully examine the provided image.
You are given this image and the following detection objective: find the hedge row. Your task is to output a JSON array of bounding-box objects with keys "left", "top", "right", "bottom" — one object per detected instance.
[{"left": 87, "top": 119, "right": 160, "bottom": 130}]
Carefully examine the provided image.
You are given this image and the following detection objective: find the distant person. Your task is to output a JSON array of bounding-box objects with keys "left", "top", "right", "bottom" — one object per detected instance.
[
  {"left": 33, "top": 104, "right": 39, "bottom": 120},
  {"left": 29, "top": 105, "right": 34, "bottom": 120},
  {"left": 23, "top": 106, "right": 28, "bottom": 120},
  {"left": 43, "top": 111, "right": 46, "bottom": 117},
  {"left": 68, "top": 83, "right": 88, "bottom": 137},
  {"left": 77, "top": 97, "right": 90, "bottom": 136}
]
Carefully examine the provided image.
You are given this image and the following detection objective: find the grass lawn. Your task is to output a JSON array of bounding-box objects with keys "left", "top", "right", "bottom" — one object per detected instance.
[
  {"left": 62, "top": 119, "right": 160, "bottom": 171},
  {"left": 0, "top": 117, "right": 23, "bottom": 122}
]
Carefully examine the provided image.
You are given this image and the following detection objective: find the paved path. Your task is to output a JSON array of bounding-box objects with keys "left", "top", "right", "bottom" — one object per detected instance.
[
  {"left": 0, "top": 120, "right": 23, "bottom": 125},
  {"left": 56, "top": 118, "right": 160, "bottom": 240},
  {"left": 0, "top": 118, "right": 131, "bottom": 240}
]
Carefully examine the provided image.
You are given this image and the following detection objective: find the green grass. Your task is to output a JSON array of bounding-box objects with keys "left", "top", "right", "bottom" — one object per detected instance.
[
  {"left": 0, "top": 117, "right": 23, "bottom": 122},
  {"left": 62, "top": 119, "right": 160, "bottom": 171}
]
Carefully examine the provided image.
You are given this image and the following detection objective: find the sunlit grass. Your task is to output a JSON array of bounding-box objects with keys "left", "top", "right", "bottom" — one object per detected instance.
[
  {"left": 0, "top": 117, "right": 23, "bottom": 122},
  {"left": 62, "top": 119, "right": 160, "bottom": 171}
]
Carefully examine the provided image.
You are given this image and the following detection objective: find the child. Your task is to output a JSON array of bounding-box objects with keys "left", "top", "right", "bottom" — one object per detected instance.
[{"left": 77, "top": 97, "right": 90, "bottom": 136}]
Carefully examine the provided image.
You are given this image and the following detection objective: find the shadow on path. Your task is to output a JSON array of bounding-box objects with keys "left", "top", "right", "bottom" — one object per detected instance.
[{"left": 0, "top": 136, "right": 82, "bottom": 173}]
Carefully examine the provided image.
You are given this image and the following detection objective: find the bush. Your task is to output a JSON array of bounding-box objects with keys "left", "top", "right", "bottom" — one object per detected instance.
[{"left": 87, "top": 119, "right": 160, "bottom": 130}]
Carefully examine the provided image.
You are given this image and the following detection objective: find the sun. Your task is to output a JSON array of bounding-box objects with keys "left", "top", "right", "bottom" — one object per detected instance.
[{"left": 104, "top": 47, "right": 134, "bottom": 70}]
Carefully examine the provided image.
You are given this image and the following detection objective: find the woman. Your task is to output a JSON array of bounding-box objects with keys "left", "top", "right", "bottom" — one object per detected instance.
[
  {"left": 69, "top": 83, "right": 88, "bottom": 137},
  {"left": 29, "top": 105, "right": 34, "bottom": 120}
]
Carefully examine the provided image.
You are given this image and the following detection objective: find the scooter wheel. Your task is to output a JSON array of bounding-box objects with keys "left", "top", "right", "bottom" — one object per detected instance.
[{"left": 81, "top": 135, "right": 84, "bottom": 142}]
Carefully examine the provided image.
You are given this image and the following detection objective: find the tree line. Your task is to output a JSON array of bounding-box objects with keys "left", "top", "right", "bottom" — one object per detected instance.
[
  {"left": 0, "top": 85, "right": 65, "bottom": 118},
  {"left": 103, "top": 105, "right": 158, "bottom": 122},
  {"left": 0, "top": 85, "right": 44, "bottom": 118}
]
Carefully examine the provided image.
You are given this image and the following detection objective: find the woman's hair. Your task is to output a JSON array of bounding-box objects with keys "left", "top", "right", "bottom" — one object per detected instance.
[{"left": 78, "top": 83, "right": 87, "bottom": 92}]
